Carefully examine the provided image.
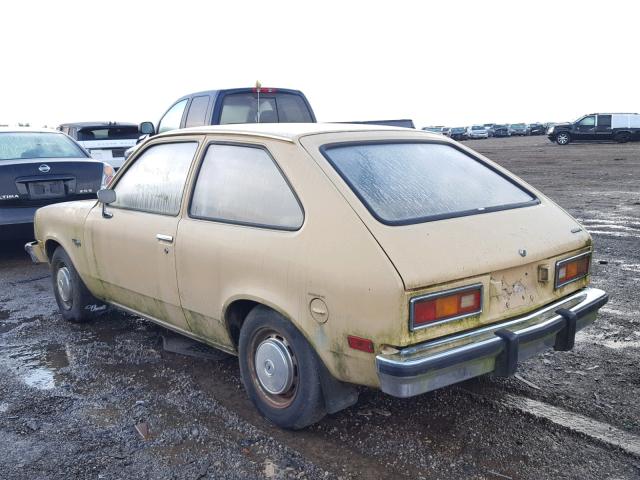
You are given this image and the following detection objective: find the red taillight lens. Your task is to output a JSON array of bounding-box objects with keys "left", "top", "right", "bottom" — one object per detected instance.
[
  {"left": 555, "top": 253, "right": 590, "bottom": 288},
  {"left": 411, "top": 285, "right": 482, "bottom": 330},
  {"left": 251, "top": 87, "right": 277, "bottom": 94},
  {"left": 347, "top": 335, "right": 374, "bottom": 353}
]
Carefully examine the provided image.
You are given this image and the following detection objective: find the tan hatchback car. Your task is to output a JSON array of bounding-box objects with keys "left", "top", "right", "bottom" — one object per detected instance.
[{"left": 26, "top": 123, "right": 608, "bottom": 428}]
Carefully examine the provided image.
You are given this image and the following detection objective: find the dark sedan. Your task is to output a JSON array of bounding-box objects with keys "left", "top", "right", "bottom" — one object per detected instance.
[{"left": 0, "top": 128, "right": 113, "bottom": 238}]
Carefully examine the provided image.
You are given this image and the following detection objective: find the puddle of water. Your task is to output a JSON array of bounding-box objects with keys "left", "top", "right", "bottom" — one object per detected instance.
[
  {"left": 501, "top": 394, "right": 640, "bottom": 458},
  {"left": 0, "top": 343, "right": 69, "bottom": 390}
]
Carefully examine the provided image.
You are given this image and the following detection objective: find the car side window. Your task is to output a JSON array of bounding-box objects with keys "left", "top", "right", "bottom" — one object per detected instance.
[
  {"left": 190, "top": 144, "right": 303, "bottom": 230},
  {"left": 597, "top": 115, "right": 612, "bottom": 128},
  {"left": 113, "top": 142, "right": 198, "bottom": 215},
  {"left": 578, "top": 116, "right": 595, "bottom": 127},
  {"left": 158, "top": 99, "right": 188, "bottom": 133},
  {"left": 184, "top": 95, "right": 210, "bottom": 128}
]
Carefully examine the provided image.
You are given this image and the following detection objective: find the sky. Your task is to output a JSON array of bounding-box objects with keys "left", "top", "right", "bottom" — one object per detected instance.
[{"left": 1, "top": 0, "right": 639, "bottom": 129}]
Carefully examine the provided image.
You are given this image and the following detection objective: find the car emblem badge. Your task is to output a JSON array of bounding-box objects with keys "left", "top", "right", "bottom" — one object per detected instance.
[
  {"left": 518, "top": 249, "right": 527, "bottom": 257},
  {"left": 39, "top": 164, "right": 51, "bottom": 173}
]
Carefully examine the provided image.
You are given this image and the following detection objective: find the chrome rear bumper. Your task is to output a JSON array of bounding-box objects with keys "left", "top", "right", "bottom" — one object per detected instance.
[
  {"left": 25, "top": 240, "right": 47, "bottom": 264},
  {"left": 376, "top": 287, "right": 608, "bottom": 398}
]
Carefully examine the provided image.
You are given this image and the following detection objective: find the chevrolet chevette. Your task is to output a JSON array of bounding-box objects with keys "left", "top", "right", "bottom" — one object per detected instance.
[{"left": 25, "top": 123, "right": 608, "bottom": 429}]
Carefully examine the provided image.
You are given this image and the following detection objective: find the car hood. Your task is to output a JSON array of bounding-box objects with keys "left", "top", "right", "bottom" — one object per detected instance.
[{"left": 552, "top": 122, "right": 571, "bottom": 128}]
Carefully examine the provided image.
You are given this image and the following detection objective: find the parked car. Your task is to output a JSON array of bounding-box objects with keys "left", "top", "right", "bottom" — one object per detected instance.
[
  {"left": 493, "top": 124, "right": 510, "bottom": 137},
  {"left": 1, "top": 128, "right": 113, "bottom": 239},
  {"left": 528, "top": 123, "right": 545, "bottom": 136},
  {"left": 422, "top": 126, "right": 445, "bottom": 134},
  {"left": 26, "top": 124, "right": 607, "bottom": 429},
  {"left": 483, "top": 124, "right": 496, "bottom": 137},
  {"left": 449, "top": 127, "right": 467, "bottom": 140},
  {"left": 58, "top": 122, "right": 140, "bottom": 169},
  {"left": 466, "top": 125, "right": 489, "bottom": 139},
  {"left": 547, "top": 113, "right": 640, "bottom": 145},
  {"left": 441, "top": 127, "right": 451, "bottom": 137},
  {"left": 509, "top": 123, "right": 529, "bottom": 136}
]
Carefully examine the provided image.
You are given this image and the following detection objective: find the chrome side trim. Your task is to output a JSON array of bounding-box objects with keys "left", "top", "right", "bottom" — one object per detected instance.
[{"left": 409, "top": 283, "right": 483, "bottom": 331}]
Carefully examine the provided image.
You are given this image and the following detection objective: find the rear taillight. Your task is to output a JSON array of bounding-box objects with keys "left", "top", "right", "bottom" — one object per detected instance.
[
  {"left": 555, "top": 252, "right": 590, "bottom": 288},
  {"left": 252, "top": 87, "right": 277, "bottom": 94},
  {"left": 410, "top": 284, "right": 483, "bottom": 330}
]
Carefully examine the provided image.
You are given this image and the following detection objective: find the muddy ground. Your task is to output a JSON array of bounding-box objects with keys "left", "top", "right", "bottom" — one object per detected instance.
[{"left": 0, "top": 135, "right": 639, "bottom": 479}]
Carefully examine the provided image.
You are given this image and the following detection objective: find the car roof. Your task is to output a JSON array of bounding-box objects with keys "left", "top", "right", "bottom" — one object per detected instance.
[
  {"left": 0, "top": 127, "right": 63, "bottom": 134},
  {"left": 57, "top": 122, "right": 137, "bottom": 128},
  {"left": 156, "top": 123, "right": 431, "bottom": 143}
]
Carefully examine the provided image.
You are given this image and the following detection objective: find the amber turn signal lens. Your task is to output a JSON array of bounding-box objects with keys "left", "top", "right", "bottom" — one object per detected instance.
[
  {"left": 555, "top": 253, "right": 590, "bottom": 288},
  {"left": 412, "top": 286, "right": 482, "bottom": 329}
]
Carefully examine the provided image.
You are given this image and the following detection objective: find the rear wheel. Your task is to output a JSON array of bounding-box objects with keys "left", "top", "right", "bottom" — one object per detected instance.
[
  {"left": 239, "top": 306, "right": 326, "bottom": 429},
  {"left": 614, "top": 131, "right": 630, "bottom": 143},
  {"left": 556, "top": 132, "right": 571, "bottom": 145},
  {"left": 51, "top": 247, "right": 105, "bottom": 323}
]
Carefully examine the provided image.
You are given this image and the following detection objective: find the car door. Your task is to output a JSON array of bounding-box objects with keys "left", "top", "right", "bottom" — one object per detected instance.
[
  {"left": 84, "top": 138, "right": 200, "bottom": 332},
  {"left": 574, "top": 115, "right": 596, "bottom": 140},
  {"left": 595, "top": 114, "right": 612, "bottom": 140},
  {"left": 175, "top": 140, "right": 305, "bottom": 348}
]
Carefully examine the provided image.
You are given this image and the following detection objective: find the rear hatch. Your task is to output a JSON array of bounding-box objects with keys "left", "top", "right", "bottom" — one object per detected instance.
[
  {"left": 0, "top": 158, "right": 103, "bottom": 207},
  {"left": 301, "top": 131, "right": 592, "bottom": 344}
]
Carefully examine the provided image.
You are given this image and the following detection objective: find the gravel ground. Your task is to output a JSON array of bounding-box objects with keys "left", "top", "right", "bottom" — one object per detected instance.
[{"left": 0, "top": 135, "right": 639, "bottom": 479}]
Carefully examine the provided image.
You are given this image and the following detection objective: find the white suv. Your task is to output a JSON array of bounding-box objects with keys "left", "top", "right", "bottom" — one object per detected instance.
[{"left": 466, "top": 125, "right": 489, "bottom": 139}]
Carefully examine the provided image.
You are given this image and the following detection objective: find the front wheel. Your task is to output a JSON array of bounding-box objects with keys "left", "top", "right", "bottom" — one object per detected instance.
[
  {"left": 239, "top": 306, "right": 326, "bottom": 429},
  {"left": 51, "top": 247, "right": 105, "bottom": 323},
  {"left": 556, "top": 132, "right": 571, "bottom": 145}
]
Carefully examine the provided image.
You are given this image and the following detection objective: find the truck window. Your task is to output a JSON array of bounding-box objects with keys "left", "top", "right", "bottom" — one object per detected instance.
[
  {"left": 219, "top": 93, "right": 313, "bottom": 125},
  {"left": 184, "top": 95, "right": 210, "bottom": 128},
  {"left": 77, "top": 126, "right": 140, "bottom": 141},
  {"left": 158, "top": 99, "right": 188, "bottom": 133},
  {"left": 578, "top": 116, "right": 596, "bottom": 127},
  {"left": 597, "top": 115, "right": 612, "bottom": 128},
  {"left": 276, "top": 93, "right": 313, "bottom": 122}
]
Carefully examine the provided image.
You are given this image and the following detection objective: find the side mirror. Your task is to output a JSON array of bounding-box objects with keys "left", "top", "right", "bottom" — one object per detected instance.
[
  {"left": 139, "top": 121, "right": 155, "bottom": 136},
  {"left": 97, "top": 189, "right": 116, "bottom": 204},
  {"left": 97, "top": 189, "right": 116, "bottom": 219}
]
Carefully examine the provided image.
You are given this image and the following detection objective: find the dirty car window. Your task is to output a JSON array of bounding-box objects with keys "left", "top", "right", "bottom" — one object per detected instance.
[
  {"left": 322, "top": 142, "right": 536, "bottom": 225},
  {"left": 113, "top": 142, "right": 197, "bottom": 215},
  {"left": 190, "top": 144, "right": 303, "bottom": 230}
]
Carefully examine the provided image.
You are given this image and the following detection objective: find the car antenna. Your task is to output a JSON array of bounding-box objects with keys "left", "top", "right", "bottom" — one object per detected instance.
[{"left": 255, "top": 80, "right": 261, "bottom": 123}]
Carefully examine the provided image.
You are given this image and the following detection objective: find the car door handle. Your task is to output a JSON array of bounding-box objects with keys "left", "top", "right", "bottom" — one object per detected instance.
[{"left": 156, "top": 234, "right": 173, "bottom": 243}]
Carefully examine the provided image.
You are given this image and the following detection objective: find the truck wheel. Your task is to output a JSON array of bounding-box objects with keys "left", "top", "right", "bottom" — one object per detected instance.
[
  {"left": 556, "top": 132, "right": 571, "bottom": 145},
  {"left": 614, "top": 132, "right": 630, "bottom": 143},
  {"left": 51, "top": 246, "right": 106, "bottom": 323},
  {"left": 239, "top": 306, "right": 326, "bottom": 429}
]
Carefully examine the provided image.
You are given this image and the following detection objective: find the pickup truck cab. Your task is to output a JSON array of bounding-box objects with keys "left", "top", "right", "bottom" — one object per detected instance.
[
  {"left": 141, "top": 87, "right": 316, "bottom": 136},
  {"left": 548, "top": 113, "right": 640, "bottom": 145}
]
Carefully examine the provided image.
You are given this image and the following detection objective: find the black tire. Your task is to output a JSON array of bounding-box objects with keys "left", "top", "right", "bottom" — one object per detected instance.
[
  {"left": 51, "top": 246, "right": 105, "bottom": 323},
  {"left": 238, "top": 306, "right": 326, "bottom": 429},
  {"left": 614, "top": 132, "right": 630, "bottom": 143},
  {"left": 556, "top": 131, "right": 571, "bottom": 145}
]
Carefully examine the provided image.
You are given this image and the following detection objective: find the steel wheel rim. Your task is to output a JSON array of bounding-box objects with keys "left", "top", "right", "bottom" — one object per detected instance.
[
  {"left": 56, "top": 266, "right": 73, "bottom": 310},
  {"left": 249, "top": 329, "right": 299, "bottom": 409}
]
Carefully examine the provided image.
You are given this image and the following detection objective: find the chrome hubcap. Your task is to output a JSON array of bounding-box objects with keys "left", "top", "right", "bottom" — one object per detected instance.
[
  {"left": 56, "top": 266, "right": 73, "bottom": 307},
  {"left": 558, "top": 134, "right": 568, "bottom": 144},
  {"left": 254, "top": 337, "right": 294, "bottom": 395}
]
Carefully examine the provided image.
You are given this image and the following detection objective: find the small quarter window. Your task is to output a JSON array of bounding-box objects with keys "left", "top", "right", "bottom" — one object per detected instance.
[
  {"left": 597, "top": 115, "right": 612, "bottom": 128},
  {"left": 113, "top": 142, "right": 197, "bottom": 215},
  {"left": 190, "top": 144, "right": 303, "bottom": 230},
  {"left": 184, "top": 96, "right": 210, "bottom": 128},
  {"left": 158, "top": 99, "right": 188, "bottom": 133}
]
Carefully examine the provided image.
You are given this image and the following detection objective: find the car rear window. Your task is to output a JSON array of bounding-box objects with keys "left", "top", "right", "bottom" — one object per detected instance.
[
  {"left": 76, "top": 126, "right": 140, "bottom": 141},
  {"left": 0, "top": 132, "right": 87, "bottom": 160},
  {"left": 321, "top": 142, "right": 537, "bottom": 225},
  {"left": 219, "top": 93, "right": 313, "bottom": 124}
]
